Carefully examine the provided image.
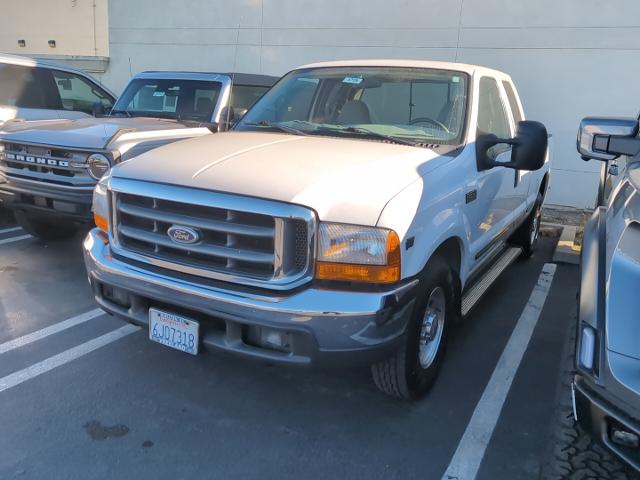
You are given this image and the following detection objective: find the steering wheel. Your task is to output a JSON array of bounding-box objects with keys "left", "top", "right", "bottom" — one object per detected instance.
[{"left": 409, "top": 117, "right": 450, "bottom": 133}]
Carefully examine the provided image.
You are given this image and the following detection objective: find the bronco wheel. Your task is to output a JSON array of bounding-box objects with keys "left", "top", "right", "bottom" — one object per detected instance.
[
  {"left": 511, "top": 193, "right": 543, "bottom": 258},
  {"left": 371, "top": 255, "right": 456, "bottom": 400},
  {"left": 15, "top": 211, "right": 77, "bottom": 241}
]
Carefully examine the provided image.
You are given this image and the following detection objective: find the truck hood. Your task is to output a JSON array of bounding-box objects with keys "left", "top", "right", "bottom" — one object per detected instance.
[
  {"left": 112, "top": 131, "right": 454, "bottom": 225},
  {"left": 0, "top": 117, "right": 191, "bottom": 150}
]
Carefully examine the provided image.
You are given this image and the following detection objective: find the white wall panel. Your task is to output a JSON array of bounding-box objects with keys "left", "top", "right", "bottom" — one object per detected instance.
[{"left": 106, "top": 0, "right": 640, "bottom": 208}]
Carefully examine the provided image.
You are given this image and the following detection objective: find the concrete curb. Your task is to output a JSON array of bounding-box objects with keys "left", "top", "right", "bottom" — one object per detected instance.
[{"left": 544, "top": 223, "right": 580, "bottom": 265}]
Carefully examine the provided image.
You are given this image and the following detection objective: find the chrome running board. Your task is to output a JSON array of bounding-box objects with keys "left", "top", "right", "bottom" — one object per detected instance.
[{"left": 461, "top": 246, "right": 522, "bottom": 317}]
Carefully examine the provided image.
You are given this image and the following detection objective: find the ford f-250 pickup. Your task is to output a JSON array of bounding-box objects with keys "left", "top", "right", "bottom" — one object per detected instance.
[
  {"left": 83, "top": 60, "right": 551, "bottom": 399},
  {"left": 0, "top": 71, "right": 276, "bottom": 240}
]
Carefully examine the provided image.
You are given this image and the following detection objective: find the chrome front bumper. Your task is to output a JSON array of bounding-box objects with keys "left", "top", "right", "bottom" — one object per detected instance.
[{"left": 83, "top": 228, "right": 417, "bottom": 367}]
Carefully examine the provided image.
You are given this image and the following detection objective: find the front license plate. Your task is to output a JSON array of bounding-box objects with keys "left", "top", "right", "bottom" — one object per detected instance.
[{"left": 149, "top": 308, "right": 199, "bottom": 355}]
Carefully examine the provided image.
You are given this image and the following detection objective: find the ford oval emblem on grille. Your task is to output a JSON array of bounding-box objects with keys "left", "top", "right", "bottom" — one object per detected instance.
[{"left": 167, "top": 225, "right": 200, "bottom": 245}]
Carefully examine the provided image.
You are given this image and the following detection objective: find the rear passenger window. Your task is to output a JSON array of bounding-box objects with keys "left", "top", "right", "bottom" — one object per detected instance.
[
  {"left": 502, "top": 81, "right": 523, "bottom": 124},
  {"left": 477, "top": 77, "right": 511, "bottom": 138},
  {"left": 230, "top": 85, "right": 270, "bottom": 110},
  {"left": 0, "top": 64, "right": 59, "bottom": 109}
]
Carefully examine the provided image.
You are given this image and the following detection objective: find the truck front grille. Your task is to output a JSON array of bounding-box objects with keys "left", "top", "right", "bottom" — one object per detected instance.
[
  {"left": 110, "top": 180, "right": 315, "bottom": 289},
  {"left": 0, "top": 142, "right": 96, "bottom": 188}
]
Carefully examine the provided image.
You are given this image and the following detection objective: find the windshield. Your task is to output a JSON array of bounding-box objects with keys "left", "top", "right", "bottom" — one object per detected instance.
[
  {"left": 111, "top": 78, "right": 222, "bottom": 122},
  {"left": 236, "top": 67, "right": 468, "bottom": 146}
]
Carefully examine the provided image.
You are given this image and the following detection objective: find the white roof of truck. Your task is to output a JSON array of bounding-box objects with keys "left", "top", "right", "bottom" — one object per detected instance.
[{"left": 298, "top": 59, "right": 511, "bottom": 79}]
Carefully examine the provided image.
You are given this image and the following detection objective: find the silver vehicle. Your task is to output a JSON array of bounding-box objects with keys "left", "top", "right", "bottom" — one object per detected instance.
[
  {"left": 0, "top": 53, "right": 116, "bottom": 125},
  {"left": 0, "top": 71, "right": 276, "bottom": 240},
  {"left": 574, "top": 116, "right": 640, "bottom": 472}
]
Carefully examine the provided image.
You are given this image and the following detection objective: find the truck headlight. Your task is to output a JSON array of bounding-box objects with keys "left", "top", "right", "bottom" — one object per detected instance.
[
  {"left": 315, "top": 223, "right": 401, "bottom": 284},
  {"left": 87, "top": 153, "right": 111, "bottom": 180},
  {"left": 92, "top": 174, "right": 110, "bottom": 233}
]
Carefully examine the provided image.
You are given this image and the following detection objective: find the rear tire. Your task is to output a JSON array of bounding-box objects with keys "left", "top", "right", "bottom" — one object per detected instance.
[
  {"left": 511, "top": 193, "right": 543, "bottom": 259},
  {"left": 15, "top": 211, "right": 77, "bottom": 241},
  {"left": 371, "top": 255, "right": 456, "bottom": 400}
]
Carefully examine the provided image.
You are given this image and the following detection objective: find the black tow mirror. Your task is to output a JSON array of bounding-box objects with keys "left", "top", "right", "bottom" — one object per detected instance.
[
  {"left": 92, "top": 101, "right": 106, "bottom": 118},
  {"left": 477, "top": 120, "right": 548, "bottom": 171},
  {"left": 218, "top": 107, "right": 249, "bottom": 132}
]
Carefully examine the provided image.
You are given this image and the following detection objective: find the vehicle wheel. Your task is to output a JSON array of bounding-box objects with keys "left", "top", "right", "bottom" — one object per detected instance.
[
  {"left": 371, "top": 255, "right": 456, "bottom": 400},
  {"left": 511, "top": 193, "right": 543, "bottom": 259},
  {"left": 15, "top": 211, "right": 77, "bottom": 241},
  {"left": 540, "top": 318, "right": 636, "bottom": 479}
]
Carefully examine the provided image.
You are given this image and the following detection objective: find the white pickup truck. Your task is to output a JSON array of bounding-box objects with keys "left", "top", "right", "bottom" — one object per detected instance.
[{"left": 84, "top": 60, "right": 550, "bottom": 399}]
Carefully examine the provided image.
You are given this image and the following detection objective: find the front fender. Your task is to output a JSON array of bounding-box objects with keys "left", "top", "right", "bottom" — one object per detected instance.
[
  {"left": 376, "top": 172, "right": 470, "bottom": 283},
  {"left": 577, "top": 206, "right": 606, "bottom": 380}
]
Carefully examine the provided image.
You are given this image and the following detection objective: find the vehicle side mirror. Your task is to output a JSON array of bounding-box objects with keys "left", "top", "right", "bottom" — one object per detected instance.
[
  {"left": 577, "top": 117, "right": 640, "bottom": 161},
  {"left": 218, "top": 107, "right": 248, "bottom": 132},
  {"left": 477, "top": 120, "right": 548, "bottom": 171},
  {"left": 92, "top": 101, "right": 106, "bottom": 118}
]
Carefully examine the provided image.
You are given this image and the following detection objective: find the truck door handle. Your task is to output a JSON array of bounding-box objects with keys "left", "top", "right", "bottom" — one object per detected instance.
[{"left": 465, "top": 190, "right": 478, "bottom": 204}]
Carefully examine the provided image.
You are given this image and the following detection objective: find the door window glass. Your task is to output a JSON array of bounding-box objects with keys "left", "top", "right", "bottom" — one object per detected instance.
[
  {"left": 230, "top": 85, "right": 270, "bottom": 110},
  {"left": 477, "top": 77, "right": 511, "bottom": 138},
  {"left": 0, "top": 64, "right": 61, "bottom": 109},
  {"left": 502, "top": 81, "right": 523, "bottom": 124},
  {"left": 51, "top": 70, "right": 113, "bottom": 114}
]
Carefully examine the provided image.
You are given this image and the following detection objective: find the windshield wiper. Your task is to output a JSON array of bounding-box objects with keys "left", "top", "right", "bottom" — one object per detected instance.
[
  {"left": 337, "top": 126, "right": 424, "bottom": 147},
  {"left": 244, "top": 120, "right": 310, "bottom": 136}
]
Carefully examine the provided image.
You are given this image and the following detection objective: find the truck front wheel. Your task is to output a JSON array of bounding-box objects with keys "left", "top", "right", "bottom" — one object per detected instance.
[
  {"left": 371, "top": 255, "right": 456, "bottom": 400},
  {"left": 15, "top": 211, "right": 78, "bottom": 241}
]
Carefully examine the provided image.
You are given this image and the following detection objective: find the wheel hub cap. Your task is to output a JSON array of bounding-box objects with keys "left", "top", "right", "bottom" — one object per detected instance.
[{"left": 418, "top": 286, "right": 446, "bottom": 369}]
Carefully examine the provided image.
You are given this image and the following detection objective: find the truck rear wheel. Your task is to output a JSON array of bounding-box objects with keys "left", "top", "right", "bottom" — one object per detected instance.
[
  {"left": 15, "top": 211, "right": 77, "bottom": 241},
  {"left": 371, "top": 255, "right": 455, "bottom": 400},
  {"left": 511, "top": 193, "right": 543, "bottom": 258}
]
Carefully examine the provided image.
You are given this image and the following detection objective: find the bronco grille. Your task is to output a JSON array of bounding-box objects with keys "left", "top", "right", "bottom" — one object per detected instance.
[
  {"left": 0, "top": 142, "right": 96, "bottom": 188},
  {"left": 110, "top": 180, "right": 315, "bottom": 289}
]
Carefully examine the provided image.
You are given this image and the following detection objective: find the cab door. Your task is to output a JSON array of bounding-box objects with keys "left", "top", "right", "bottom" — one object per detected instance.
[{"left": 466, "top": 76, "right": 517, "bottom": 265}]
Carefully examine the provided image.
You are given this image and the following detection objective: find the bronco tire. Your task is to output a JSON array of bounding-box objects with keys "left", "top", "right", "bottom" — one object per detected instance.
[
  {"left": 15, "top": 211, "right": 77, "bottom": 241},
  {"left": 371, "top": 255, "right": 456, "bottom": 400}
]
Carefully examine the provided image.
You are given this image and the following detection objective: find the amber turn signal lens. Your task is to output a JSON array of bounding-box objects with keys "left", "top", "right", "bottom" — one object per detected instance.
[
  {"left": 94, "top": 212, "right": 108, "bottom": 233},
  {"left": 316, "top": 230, "right": 401, "bottom": 284}
]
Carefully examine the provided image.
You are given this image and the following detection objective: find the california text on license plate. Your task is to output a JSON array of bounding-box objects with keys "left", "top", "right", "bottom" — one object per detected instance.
[{"left": 149, "top": 308, "right": 199, "bottom": 355}]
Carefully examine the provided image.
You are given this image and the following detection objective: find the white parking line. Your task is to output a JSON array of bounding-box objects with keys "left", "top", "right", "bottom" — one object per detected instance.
[
  {"left": 442, "top": 263, "right": 557, "bottom": 480},
  {"left": 0, "top": 324, "right": 140, "bottom": 394},
  {"left": 0, "top": 234, "right": 31, "bottom": 245},
  {"left": 0, "top": 226, "right": 22, "bottom": 234},
  {"left": 0, "top": 309, "right": 105, "bottom": 355}
]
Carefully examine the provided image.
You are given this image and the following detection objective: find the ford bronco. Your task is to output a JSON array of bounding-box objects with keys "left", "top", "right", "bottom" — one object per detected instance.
[{"left": 0, "top": 71, "right": 276, "bottom": 239}]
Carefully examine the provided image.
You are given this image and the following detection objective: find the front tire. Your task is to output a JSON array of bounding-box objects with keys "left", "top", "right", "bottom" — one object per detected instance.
[
  {"left": 371, "top": 255, "right": 456, "bottom": 400},
  {"left": 15, "top": 211, "right": 77, "bottom": 241}
]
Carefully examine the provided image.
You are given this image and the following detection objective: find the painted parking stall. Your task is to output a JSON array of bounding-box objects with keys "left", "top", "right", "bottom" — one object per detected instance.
[{"left": 0, "top": 230, "right": 582, "bottom": 479}]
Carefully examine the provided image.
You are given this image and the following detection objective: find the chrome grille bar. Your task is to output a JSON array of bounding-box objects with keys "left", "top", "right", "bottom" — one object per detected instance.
[
  {"left": 118, "top": 224, "right": 275, "bottom": 264},
  {"left": 108, "top": 177, "right": 316, "bottom": 290},
  {"left": 117, "top": 201, "right": 275, "bottom": 238}
]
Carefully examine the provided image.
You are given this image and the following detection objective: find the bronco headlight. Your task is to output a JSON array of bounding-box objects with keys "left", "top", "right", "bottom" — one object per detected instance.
[
  {"left": 87, "top": 153, "right": 111, "bottom": 180},
  {"left": 315, "top": 223, "right": 401, "bottom": 284},
  {"left": 92, "top": 174, "right": 110, "bottom": 232}
]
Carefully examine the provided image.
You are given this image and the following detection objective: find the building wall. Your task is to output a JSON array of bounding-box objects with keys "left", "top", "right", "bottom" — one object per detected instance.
[
  {"left": 0, "top": 0, "right": 109, "bottom": 58},
  {"left": 101, "top": 1, "right": 640, "bottom": 207}
]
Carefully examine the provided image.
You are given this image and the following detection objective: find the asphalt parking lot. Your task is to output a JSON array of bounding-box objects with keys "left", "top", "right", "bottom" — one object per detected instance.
[{"left": 0, "top": 226, "right": 580, "bottom": 480}]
